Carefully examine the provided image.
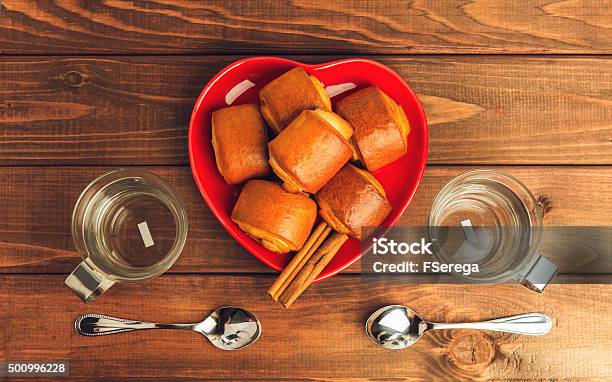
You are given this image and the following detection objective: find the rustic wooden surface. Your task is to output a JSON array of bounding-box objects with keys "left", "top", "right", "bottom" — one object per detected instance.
[
  {"left": 0, "top": 166, "right": 611, "bottom": 275},
  {"left": 2, "top": 276, "right": 611, "bottom": 381},
  {"left": 1, "top": 1, "right": 611, "bottom": 381},
  {"left": 2, "top": 56, "right": 612, "bottom": 165},
  {"left": 1, "top": 0, "right": 612, "bottom": 54}
]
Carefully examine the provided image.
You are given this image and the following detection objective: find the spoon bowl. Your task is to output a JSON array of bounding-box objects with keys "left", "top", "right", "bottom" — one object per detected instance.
[
  {"left": 366, "top": 304, "right": 552, "bottom": 350},
  {"left": 75, "top": 306, "right": 262, "bottom": 351},
  {"left": 366, "top": 305, "right": 426, "bottom": 349},
  {"left": 194, "top": 306, "right": 261, "bottom": 350}
]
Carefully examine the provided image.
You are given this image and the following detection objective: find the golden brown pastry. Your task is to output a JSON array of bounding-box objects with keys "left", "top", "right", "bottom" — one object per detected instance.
[
  {"left": 259, "top": 67, "right": 332, "bottom": 133},
  {"left": 268, "top": 109, "right": 353, "bottom": 194},
  {"left": 231, "top": 180, "right": 317, "bottom": 254},
  {"left": 336, "top": 86, "right": 410, "bottom": 172},
  {"left": 212, "top": 104, "right": 272, "bottom": 185},
  {"left": 315, "top": 164, "right": 392, "bottom": 240}
]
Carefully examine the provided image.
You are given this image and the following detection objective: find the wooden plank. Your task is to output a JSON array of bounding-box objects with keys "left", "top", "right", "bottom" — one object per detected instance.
[
  {"left": 1, "top": 1, "right": 612, "bottom": 54},
  {"left": 1, "top": 56, "right": 612, "bottom": 165},
  {"left": 1, "top": 166, "right": 610, "bottom": 274},
  {"left": 1, "top": 274, "right": 610, "bottom": 381}
]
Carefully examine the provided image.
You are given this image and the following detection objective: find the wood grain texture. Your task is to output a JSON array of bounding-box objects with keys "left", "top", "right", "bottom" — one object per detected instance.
[
  {"left": 1, "top": 275, "right": 610, "bottom": 381},
  {"left": 1, "top": 0, "right": 612, "bottom": 54},
  {"left": 1, "top": 2, "right": 610, "bottom": 380},
  {"left": 2, "top": 56, "right": 612, "bottom": 165},
  {"left": 0, "top": 166, "right": 610, "bottom": 274}
]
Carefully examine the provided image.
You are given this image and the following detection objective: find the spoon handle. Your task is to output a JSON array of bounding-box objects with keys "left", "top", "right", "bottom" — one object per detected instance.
[
  {"left": 429, "top": 313, "right": 552, "bottom": 336},
  {"left": 75, "top": 314, "right": 194, "bottom": 336}
]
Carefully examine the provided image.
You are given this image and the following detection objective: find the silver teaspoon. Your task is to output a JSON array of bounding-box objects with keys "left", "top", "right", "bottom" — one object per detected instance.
[
  {"left": 75, "top": 306, "right": 261, "bottom": 351},
  {"left": 366, "top": 305, "right": 551, "bottom": 350}
]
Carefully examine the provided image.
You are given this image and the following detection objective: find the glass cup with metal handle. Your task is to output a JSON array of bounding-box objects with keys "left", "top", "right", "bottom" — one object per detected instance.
[
  {"left": 427, "top": 170, "right": 557, "bottom": 292},
  {"left": 66, "top": 169, "right": 188, "bottom": 302}
]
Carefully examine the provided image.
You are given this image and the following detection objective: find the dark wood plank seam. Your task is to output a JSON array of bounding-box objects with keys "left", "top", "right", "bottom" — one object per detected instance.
[{"left": 3, "top": 53, "right": 612, "bottom": 57}]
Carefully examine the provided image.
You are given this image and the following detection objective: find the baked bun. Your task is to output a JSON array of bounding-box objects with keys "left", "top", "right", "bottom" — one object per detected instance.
[
  {"left": 268, "top": 109, "right": 353, "bottom": 194},
  {"left": 315, "top": 164, "right": 392, "bottom": 240},
  {"left": 336, "top": 86, "right": 410, "bottom": 172},
  {"left": 212, "top": 104, "right": 272, "bottom": 185},
  {"left": 231, "top": 180, "right": 317, "bottom": 254},
  {"left": 259, "top": 67, "right": 332, "bottom": 133}
]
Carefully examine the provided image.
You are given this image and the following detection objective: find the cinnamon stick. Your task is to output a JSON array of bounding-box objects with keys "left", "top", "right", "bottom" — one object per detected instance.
[
  {"left": 268, "top": 222, "right": 331, "bottom": 301},
  {"left": 279, "top": 233, "right": 348, "bottom": 308},
  {"left": 273, "top": 225, "right": 331, "bottom": 301}
]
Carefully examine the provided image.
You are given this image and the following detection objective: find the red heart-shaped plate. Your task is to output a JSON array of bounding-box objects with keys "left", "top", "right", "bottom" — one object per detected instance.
[{"left": 189, "top": 57, "right": 428, "bottom": 282}]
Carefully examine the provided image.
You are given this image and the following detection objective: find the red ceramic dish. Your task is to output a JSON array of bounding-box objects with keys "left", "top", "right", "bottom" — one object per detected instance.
[{"left": 189, "top": 57, "right": 428, "bottom": 282}]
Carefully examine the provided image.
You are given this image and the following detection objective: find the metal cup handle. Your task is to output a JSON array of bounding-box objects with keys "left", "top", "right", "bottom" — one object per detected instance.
[
  {"left": 65, "top": 262, "right": 115, "bottom": 303},
  {"left": 518, "top": 254, "right": 558, "bottom": 293}
]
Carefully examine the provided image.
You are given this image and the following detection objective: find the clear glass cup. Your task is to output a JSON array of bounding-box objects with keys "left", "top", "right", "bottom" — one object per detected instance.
[
  {"left": 427, "top": 170, "right": 557, "bottom": 292},
  {"left": 66, "top": 169, "right": 188, "bottom": 302}
]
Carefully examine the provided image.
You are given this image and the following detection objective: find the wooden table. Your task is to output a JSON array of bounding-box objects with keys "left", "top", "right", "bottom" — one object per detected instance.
[{"left": 1, "top": 1, "right": 612, "bottom": 380}]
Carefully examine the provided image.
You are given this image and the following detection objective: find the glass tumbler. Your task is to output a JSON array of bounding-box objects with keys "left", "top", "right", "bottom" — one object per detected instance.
[
  {"left": 66, "top": 169, "right": 188, "bottom": 302},
  {"left": 427, "top": 170, "right": 557, "bottom": 292}
]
